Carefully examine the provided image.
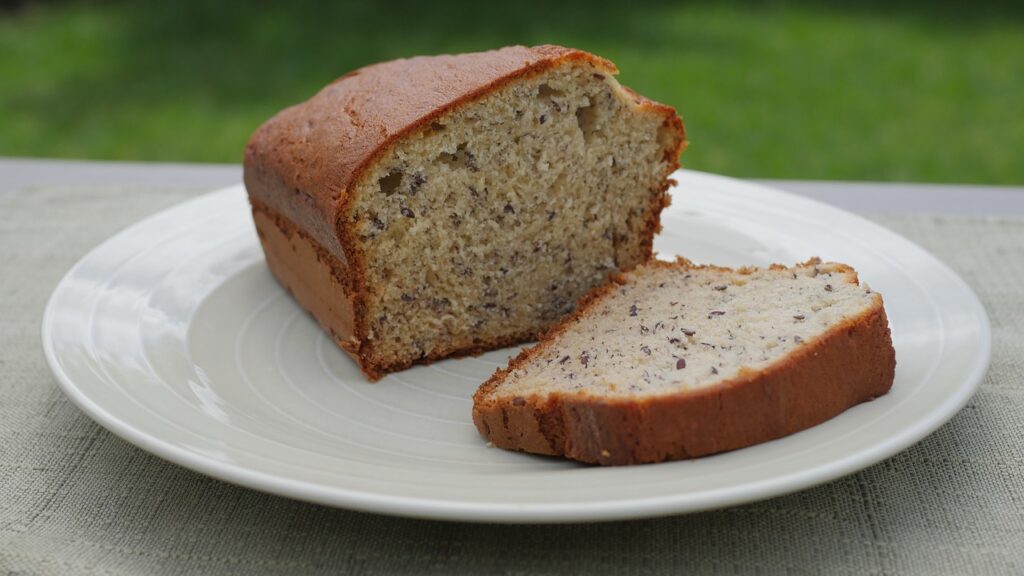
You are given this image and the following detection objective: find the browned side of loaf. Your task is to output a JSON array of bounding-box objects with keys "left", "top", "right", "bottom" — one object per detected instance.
[
  {"left": 252, "top": 197, "right": 543, "bottom": 381},
  {"left": 472, "top": 264, "right": 896, "bottom": 465},
  {"left": 243, "top": 45, "right": 686, "bottom": 380}
]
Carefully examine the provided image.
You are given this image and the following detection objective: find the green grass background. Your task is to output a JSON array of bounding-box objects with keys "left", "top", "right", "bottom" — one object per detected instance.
[{"left": 1, "top": 1, "right": 1022, "bottom": 183}]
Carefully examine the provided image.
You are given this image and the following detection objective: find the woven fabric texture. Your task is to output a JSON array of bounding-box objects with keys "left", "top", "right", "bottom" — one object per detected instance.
[{"left": 1, "top": 186, "right": 1021, "bottom": 575}]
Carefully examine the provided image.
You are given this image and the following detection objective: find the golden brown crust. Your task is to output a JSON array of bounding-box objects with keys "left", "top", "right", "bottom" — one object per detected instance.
[
  {"left": 243, "top": 45, "right": 685, "bottom": 380},
  {"left": 244, "top": 45, "right": 632, "bottom": 261},
  {"left": 253, "top": 198, "right": 547, "bottom": 381},
  {"left": 472, "top": 260, "right": 896, "bottom": 465}
]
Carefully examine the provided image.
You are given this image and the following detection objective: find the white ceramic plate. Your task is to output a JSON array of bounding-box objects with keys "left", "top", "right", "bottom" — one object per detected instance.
[{"left": 43, "top": 170, "right": 990, "bottom": 523}]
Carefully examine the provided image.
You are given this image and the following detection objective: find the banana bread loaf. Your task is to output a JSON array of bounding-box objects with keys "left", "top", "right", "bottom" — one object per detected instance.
[{"left": 244, "top": 45, "right": 686, "bottom": 380}]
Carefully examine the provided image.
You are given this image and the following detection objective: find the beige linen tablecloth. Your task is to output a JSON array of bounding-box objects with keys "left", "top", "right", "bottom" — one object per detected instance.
[{"left": 1, "top": 185, "right": 1021, "bottom": 575}]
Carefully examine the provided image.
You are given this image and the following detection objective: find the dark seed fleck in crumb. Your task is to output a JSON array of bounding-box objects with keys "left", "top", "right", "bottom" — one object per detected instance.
[
  {"left": 400, "top": 293, "right": 416, "bottom": 302},
  {"left": 670, "top": 301, "right": 679, "bottom": 306},
  {"left": 409, "top": 172, "right": 427, "bottom": 193},
  {"left": 794, "top": 336, "right": 804, "bottom": 343},
  {"left": 681, "top": 328, "right": 696, "bottom": 336},
  {"left": 580, "top": 352, "right": 590, "bottom": 367},
  {"left": 512, "top": 396, "right": 526, "bottom": 406},
  {"left": 669, "top": 337, "right": 681, "bottom": 344},
  {"left": 483, "top": 303, "right": 496, "bottom": 309},
  {"left": 825, "top": 284, "right": 834, "bottom": 292},
  {"left": 714, "top": 285, "right": 727, "bottom": 291},
  {"left": 499, "top": 267, "right": 509, "bottom": 276},
  {"left": 401, "top": 207, "right": 415, "bottom": 218},
  {"left": 640, "top": 325, "right": 649, "bottom": 335},
  {"left": 547, "top": 210, "right": 556, "bottom": 221},
  {"left": 659, "top": 282, "right": 666, "bottom": 288},
  {"left": 641, "top": 345, "right": 652, "bottom": 356},
  {"left": 559, "top": 355, "right": 570, "bottom": 364},
  {"left": 504, "top": 203, "right": 515, "bottom": 214},
  {"left": 793, "top": 314, "right": 805, "bottom": 320},
  {"left": 711, "top": 366, "right": 719, "bottom": 375},
  {"left": 463, "top": 150, "right": 479, "bottom": 172},
  {"left": 676, "top": 358, "right": 687, "bottom": 369},
  {"left": 708, "top": 310, "right": 725, "bottom": 318},
  {"left": 468, "top": 186, "right": 479, "bottom": 197},
  {"left": 629, "top": 304, "right": 638, "bottom": 317},
  {"left": 539, "top": 114, "right": 547, "bottom": 124},
  {"left": 514, "top": 109, "right": 524, "bottom": 120}
]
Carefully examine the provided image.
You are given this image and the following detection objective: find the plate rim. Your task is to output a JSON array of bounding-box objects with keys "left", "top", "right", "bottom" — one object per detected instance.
[{"left": 41, "top": 170, "right": 992, "bottom": 523}]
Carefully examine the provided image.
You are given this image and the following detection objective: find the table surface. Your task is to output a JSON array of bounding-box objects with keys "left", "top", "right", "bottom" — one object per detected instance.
[
  {"left": 3, "top": 157, "right": 1024, "bottom": 215},
  {"left": 2, "top": 157, "right": 1022, "bottom": 576}
]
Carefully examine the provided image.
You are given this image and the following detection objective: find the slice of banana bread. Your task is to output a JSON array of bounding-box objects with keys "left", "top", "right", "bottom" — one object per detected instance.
[
  {"left": 244, "top": 45, "right": 686, "bottom": 381},
  {"left": 473, "top": 258, "right": 896, "bottom": 465}
]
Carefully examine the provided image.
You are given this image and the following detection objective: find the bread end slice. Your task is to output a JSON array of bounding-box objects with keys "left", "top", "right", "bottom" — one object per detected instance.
[{"left": 472, "top": 258, "right": 896, "bottom": 465}]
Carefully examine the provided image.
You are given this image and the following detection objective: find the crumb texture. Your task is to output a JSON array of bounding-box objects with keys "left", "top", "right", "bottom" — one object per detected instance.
[
  {"left": 493, "top": 260, "right": 878, "bottom": 399},
  {"left": 350, "top": 64, "right": 679, "bottom": 369}
]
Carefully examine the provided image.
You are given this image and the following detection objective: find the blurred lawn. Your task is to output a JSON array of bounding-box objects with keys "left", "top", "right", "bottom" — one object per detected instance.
[{"left": 1, "top": 0, "right": 1022, "bottom": 183}]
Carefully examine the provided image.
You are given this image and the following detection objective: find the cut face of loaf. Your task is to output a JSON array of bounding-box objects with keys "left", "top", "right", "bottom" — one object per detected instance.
[
  {"left": 473, "top": 258, "right": 897, "bottom": 465},
  {"left": 244, "top": 46, "right": 686, "bottom": 380}
]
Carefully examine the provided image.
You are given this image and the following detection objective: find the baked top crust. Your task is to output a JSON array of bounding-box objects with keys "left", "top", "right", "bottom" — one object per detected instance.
[{"left": 244, "top": 45, "right": 682, "bottom": 260}]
